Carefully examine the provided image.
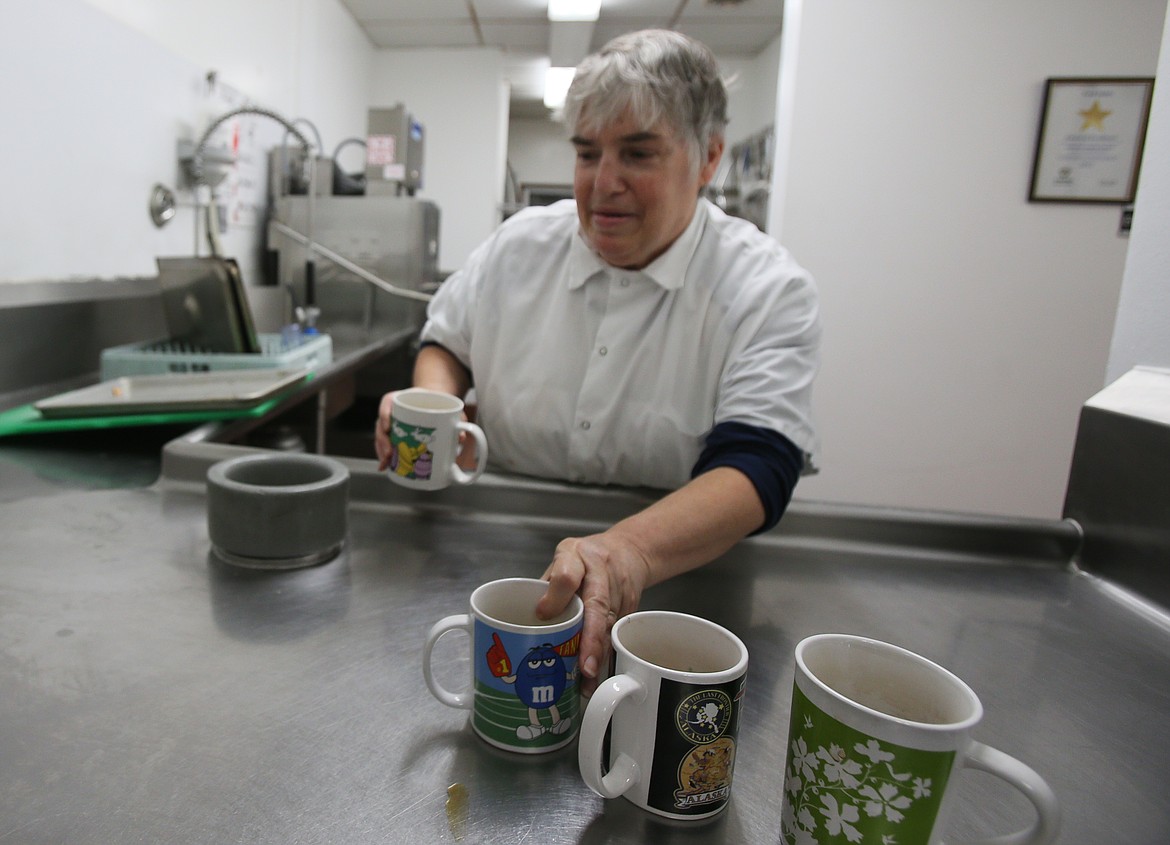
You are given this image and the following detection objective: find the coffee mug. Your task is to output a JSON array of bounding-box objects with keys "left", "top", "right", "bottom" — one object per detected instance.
[
  {"left": 780, "top": 634, "right": 1060, "bottom": 845},
  {"left": 578, "top": 611, "right": 749, "bottom": 820},
  {"left": 386, "top": 388, "right": 488, "bottom": 490},
  {"left": 424, "top": 578, "right": 584, "bottom": 753}
]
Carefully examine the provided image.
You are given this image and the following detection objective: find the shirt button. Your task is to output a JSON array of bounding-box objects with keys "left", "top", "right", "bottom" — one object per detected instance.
[
  {"left": 620, "top": 278, "right": 630, "bottom": 288},
  {"left": 598, "top": 346, "right": 608, "bottom": 356},
  {"left": 580, "top": 421, "right": 591, "bottom": 430}
]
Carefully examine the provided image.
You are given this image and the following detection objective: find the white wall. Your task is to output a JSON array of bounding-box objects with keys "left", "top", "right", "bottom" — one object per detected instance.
[
  {"left": 370, "top": 49, "right": 510, "bottom": 274},
  {"left": 84, "top": 0, "right": 372, "bottom": 153},
  {"left": 508, "top": 117, "right": 575, "bottom": 190},
  {"left": 771, "top": 0, "right": 1167, "bottom": 519},
  {"left": 1, "top": 0, "right": 509, "bottom": 285},
  {"left": 720, "top": 36, "right": 782, "bottom": 146},
  {"left": 0, "top": 0, "right": 373, "bottom": 285},
  {"left": 1108, "top": 11, "right": 1170, "bottom": 382}
]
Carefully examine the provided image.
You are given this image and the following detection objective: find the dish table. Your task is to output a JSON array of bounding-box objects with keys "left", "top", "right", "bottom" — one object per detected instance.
[{"left": 1, "top": 438, "right": 1168, "bottom": 844}]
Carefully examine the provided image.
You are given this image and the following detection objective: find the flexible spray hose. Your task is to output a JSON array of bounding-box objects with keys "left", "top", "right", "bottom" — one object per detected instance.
[{"left": 191, "top": 106, "right": 316, "bottom": 268}]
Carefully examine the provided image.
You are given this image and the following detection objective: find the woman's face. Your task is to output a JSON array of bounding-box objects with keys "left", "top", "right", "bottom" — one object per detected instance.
[{"left": 572, "top": 110, "right": 723, "bottom": 270}]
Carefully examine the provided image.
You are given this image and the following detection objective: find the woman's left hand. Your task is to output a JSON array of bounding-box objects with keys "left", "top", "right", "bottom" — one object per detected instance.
[{"left": 537, "top": 532, "right": 651, "bottom": 696}]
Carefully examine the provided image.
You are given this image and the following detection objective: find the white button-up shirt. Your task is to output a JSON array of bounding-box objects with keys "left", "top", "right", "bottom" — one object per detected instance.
[{"left": 420, "top": 198, "right": 820, "bottom": 490}]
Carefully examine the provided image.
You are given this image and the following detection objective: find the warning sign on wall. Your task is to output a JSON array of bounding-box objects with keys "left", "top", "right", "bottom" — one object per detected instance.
[{"left": 367, "top": 134, "right": 397, "bottom": 166}]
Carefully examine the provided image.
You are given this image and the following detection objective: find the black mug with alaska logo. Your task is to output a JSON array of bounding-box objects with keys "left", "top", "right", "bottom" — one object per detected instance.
[{"left": 578, "top": 611, "right": 749, "bottom": 820}]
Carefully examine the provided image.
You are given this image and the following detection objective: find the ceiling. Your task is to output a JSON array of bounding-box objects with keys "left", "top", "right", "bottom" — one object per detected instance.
[{"left": 337, "top": 0, "right": 784, "bottom": 116}]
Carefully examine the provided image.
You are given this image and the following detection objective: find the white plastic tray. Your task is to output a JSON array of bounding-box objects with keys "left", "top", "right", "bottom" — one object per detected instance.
[{"left": 34, "top": 369, "right": 308, "bottom": 418}]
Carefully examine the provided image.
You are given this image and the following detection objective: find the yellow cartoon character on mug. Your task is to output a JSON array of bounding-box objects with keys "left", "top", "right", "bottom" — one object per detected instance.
[{"left": 389, "top": 422, "right": 434, "bottom": 480}]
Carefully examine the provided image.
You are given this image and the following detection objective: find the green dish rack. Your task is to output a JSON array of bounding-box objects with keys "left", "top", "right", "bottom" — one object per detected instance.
[{"left": 100, "top": 332, "right": 332, "bottom": 380}]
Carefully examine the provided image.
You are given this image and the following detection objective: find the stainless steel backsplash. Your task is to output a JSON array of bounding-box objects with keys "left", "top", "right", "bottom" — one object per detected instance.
[{"left": 0, "top": 278, "right": 166, "bottom": 405}]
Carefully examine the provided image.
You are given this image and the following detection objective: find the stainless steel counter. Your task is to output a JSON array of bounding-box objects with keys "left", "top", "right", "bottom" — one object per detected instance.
[{"left": 2, "top": 437, "right": 1169, "bottom": 844}]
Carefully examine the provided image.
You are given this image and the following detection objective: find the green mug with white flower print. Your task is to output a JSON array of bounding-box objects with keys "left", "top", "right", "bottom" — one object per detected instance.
[{"left": 780, "top": 635, "right": 1060, "bottom": 845}]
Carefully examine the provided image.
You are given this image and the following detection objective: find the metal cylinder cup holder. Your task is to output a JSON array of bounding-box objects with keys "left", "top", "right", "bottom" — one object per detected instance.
[{"left": 206, "top": 452, "right": 350, "bottom": 569}]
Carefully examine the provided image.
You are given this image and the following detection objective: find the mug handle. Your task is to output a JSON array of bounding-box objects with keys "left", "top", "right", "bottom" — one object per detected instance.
[
  {"left": 954, "top": 742, "right": 1061, "bottom": 845},
  {"left": 450, "top": 422, "right": 489, "bottom": 485},
  {"left": 423, "top": 614, "right": 474, "bottom": 709},
  {"left": 578, "top": 673, "right": 647, "bottom": 799}
]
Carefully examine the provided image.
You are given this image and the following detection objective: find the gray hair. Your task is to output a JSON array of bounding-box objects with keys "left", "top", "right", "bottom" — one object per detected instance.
[{"left": 563, "top": 29, "right": 729, "bottom": 169}]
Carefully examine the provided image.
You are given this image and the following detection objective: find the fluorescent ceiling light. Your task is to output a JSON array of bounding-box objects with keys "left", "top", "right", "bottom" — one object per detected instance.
[
  {"left": 544, "top": 66, "right": 576, "bottom": 109},
  {"left": 548, "top": 0, "right": 601, "bottom": 22}
]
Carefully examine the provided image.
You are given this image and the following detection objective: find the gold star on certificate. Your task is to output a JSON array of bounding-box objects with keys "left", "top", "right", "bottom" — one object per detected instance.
[{"left": 1079, "top": 100, "right": 1111, "bottom": 130}]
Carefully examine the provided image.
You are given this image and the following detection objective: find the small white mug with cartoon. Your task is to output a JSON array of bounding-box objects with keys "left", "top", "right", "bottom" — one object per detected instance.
[{"left": 385, "top": 388, "right": 488, "bottom": 490}]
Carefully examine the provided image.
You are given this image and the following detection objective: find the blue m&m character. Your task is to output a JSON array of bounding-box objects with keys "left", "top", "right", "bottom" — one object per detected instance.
[
  {"left": 514, "top": 645, "right": 566, "bottom": 707},
  {"left": 509, "top": 644, "right": 574, "bottom": 741}
]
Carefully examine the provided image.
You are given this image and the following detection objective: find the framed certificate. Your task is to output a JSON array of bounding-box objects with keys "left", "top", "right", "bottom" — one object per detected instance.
[{"left": 1029, "top": 77, "right": 1155, "bottom": 203}]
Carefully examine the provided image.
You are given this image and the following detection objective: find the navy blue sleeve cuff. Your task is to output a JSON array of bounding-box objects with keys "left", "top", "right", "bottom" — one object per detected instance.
[{"left": 691, "top": 421, "right": 803, "bottom": 534}]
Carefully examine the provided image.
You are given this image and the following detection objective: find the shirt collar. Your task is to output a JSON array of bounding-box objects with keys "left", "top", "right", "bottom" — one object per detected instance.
[{"left": 567, "top": 201, "right": 708, "bottom": 291}]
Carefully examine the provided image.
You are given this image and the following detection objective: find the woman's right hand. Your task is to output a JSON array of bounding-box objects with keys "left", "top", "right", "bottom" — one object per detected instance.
[
  {"left": 376, "top": 345, "right": 475, "bottom": 472},
  {"left": 374, "top": 391, "right": 398, "bottom": 471}
]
